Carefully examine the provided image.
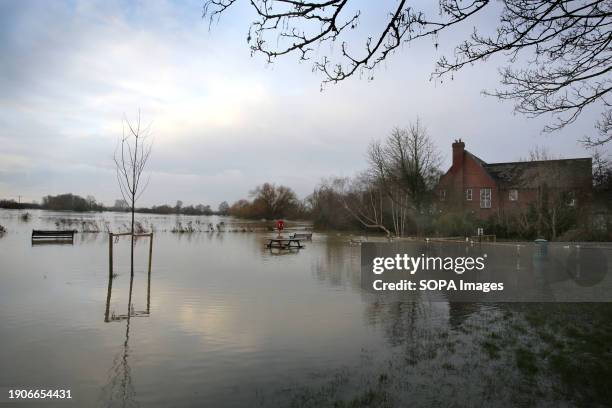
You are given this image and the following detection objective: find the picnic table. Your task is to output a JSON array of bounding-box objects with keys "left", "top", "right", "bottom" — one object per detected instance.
[{"left": 266, "top": 238, "right": 303, "bottom": 249}]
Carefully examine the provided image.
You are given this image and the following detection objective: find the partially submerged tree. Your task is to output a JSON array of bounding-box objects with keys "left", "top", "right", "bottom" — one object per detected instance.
[
  {"left": 204, "top": 1, "right": 612, "bottom": 145},
  {"left": 250, "top": 182, "right": 299, "bottom": 219},
  {"left": 310, "top": 121, "right": 441, "bottom": 237},
  {"left": 114, "top": 112, "right": 153, "bottom": 277},
  {"left": 307, "top": 181, "right": 356, "bottom": 230},
  {"left": 226, "top": 183, "right": 301, "bottom": 219},
  {"left": 331, "top": 175, "right": 393, "bottom": 239}
]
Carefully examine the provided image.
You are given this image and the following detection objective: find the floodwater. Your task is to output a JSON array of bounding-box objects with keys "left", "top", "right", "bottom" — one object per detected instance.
[{"left": 0, "top": 209, "right": 611, "bottom": 407}]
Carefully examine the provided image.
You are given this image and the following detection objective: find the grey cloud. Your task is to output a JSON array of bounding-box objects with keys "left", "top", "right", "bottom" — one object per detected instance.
[{"left": 0, "top": 0, "right": 605, "bottom": 208}]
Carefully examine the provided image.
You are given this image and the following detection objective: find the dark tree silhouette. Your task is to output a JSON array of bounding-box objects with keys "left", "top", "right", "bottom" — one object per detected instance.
[
  {"left": 204, "top": 1, "right": 612, "bottom": 145},
  {"left": 250, "top": 182, "right": 299, "bottom": 219},
  {"left": 368, "top": 120, "right": 442, "bottom": 235}
]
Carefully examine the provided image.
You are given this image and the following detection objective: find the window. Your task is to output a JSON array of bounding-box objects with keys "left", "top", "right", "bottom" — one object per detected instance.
[
  {"left": 465, "top": 188, "right": 472, "bottom": 201},
  {"left": 480, "top": 188, "right": 491, "bottom": 209},
  {"left": 568, "top": 191, "right": 576, "bottom": 207},
  {"left": 509, "top": 189, "right": 518, "bottom": 201},
  {"left": 440, "top": 189, "right": 446, "bottom": 201}
]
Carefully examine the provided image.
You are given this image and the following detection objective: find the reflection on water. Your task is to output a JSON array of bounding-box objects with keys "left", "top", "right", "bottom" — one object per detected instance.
[
  {"left": 100, "top": 273, "right": 140, "bottom": 408},
  {"left": 105, "top": 234, "right": 152, "bottom": 323},
  {"left": 100, "top": 232, "right": 154, "bottom": 407},
  {"left": 0, "top": 210, "right": 611, "bottom": 407}
]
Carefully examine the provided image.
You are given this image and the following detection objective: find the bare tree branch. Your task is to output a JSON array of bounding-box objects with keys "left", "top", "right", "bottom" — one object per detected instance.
[
  {"left": 113, "top": 110, "right": 154, "bottom": 277},
  {"left": 205, "top": 0, "right": 612, "bottom": 144}
]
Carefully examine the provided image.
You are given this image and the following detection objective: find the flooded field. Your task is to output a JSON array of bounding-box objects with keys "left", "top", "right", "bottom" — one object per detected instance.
[{"left": 0, "top": 209, "right": 611, "bottom": 407}]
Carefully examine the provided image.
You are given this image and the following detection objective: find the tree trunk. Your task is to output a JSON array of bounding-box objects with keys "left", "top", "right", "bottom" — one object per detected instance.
[
  {"left": 130, "top": 194, "right": 135, "bottom": 279},
  {"left": 131, "top": 136, "right": 137, "bottom": 279},
  {"left": 552, "top": 207, "right": 557, "bottom": 241}
]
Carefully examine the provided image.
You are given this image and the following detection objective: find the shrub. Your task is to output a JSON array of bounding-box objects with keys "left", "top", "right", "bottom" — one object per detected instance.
[{"left": 433, "top": 212, "right": 478, "bottom": 237}]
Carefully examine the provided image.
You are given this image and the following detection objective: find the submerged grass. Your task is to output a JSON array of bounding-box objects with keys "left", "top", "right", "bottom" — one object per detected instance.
[
  {"left": 481, "top": 339, "right": 502, "bottom": 359},
  {"left": 515, "top": 347, "right": 538, "bottom": 376},
  {"left": 260, "top": 303, "right": 612, "bottom": 407},
  {"left": 517, "top": 304, "right": 612, "bottom": 405}
]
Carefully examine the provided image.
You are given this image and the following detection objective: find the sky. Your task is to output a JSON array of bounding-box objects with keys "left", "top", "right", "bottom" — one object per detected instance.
[{"left": 0, "top": 0, "right": 608, "bottom": 208}]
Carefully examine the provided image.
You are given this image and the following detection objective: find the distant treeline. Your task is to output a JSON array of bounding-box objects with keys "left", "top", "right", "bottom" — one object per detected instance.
[
  {"left": 2, "top": 122, "right": 611, "bottom": 241},
  {"left": 0, "top": 194, "right": 226, "bottom": 216},
  {"left": 0, "top": 200, "right": 41, "bottom": 210},
  {"left": 135, "top": 201, "right": 217, "bottom": 216}
]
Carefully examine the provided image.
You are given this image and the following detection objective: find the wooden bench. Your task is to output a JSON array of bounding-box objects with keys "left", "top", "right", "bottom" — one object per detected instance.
[
  {"left": 266, "top": 238, "right": 303, "bottom": 249},
  {"left": 290, "top": 232, "right": 312, "bottom": 240},
  {"left": 471, "top": 234, "right": 496, "bottom": 243},
  {"left": 32, "top": 230, "right": 76, "bottom": 244}
]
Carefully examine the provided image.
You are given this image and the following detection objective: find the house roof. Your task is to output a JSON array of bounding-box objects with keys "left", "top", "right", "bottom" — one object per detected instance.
[
  {"left": 466, "top": 150, "right": 592, "bottom": 189},
  {"left": 439, "top": 146, "right": 592, "bottom": 191}
]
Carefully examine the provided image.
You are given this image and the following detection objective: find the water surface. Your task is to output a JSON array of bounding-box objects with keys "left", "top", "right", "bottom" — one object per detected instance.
[{"left": 1, "top": 210, "right": 611, "bottom": 407}]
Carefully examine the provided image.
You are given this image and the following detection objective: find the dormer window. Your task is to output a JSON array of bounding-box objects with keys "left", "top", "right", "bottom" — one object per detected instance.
[{"left": 509, "top": 189, "right": 518, "bottom": 201}]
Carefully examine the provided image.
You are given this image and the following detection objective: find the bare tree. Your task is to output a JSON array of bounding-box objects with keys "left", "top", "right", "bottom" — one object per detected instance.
[
  {"left": 114, "top": 111, "right": 153, "bottom": 277},
  {"left": 368, "top": 120, "right": 441, "bottom": 234},
  {"left": 592, "top": 148, "right": 612, "bottom": 192},
  {"left": 204, "top": 1, "right": 612, "bottom": 145},
  {"left": 518, "top": 145, "right": 560, "bottom": 162},
  {"left": 250, "top": 182, "right": 299, "bottom": 219},
  {"left": 331, "top": 175, "right": 393, "bottom": 239}
]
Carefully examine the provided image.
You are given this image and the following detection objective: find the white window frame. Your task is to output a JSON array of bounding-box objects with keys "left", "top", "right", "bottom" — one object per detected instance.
[
  {"left": 480, "top": 188, "right": 491, "bottom": 209},
  {"left": 465, "top": 188, "right": 472, "bottom": 201},
  {"left": 509, "top": 189, "right": 518, "bottom": 201}
]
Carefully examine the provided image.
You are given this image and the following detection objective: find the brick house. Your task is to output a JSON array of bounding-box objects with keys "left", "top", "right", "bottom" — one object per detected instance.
[{"left": 436, "top": 140, "right": 592, "bottom": 219}]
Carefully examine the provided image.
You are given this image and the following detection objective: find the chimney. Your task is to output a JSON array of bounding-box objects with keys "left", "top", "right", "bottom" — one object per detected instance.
[{"left": 452, "top": 139, "right": 465, "bottom": 170}]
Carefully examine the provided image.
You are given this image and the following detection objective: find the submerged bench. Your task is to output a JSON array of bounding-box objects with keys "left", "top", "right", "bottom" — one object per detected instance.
[
  {"left": 32, "top": 230, "right": 76, "bottom": 244},
  {"left": 290, "top": 232, "right": 312, "bottom": 240},
  {"left": 266, "top": 238, "right": 303, "bottom": 249}
]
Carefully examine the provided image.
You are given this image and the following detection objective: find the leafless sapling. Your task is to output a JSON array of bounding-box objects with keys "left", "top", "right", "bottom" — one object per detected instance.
[{"left": 114, "top": 111, "right": 153, "bottom": 280}]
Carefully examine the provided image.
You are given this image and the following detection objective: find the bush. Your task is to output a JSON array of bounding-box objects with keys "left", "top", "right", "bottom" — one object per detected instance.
[
  {"left": 557, "top": 227, "right": 611, "bottom": 242},
  {"left": 433, "top": 212, "right": 478, "bottom": 237}
]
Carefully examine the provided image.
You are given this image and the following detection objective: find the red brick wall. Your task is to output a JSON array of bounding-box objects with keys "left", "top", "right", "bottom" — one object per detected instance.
[
  {"left": 436, "top": 146, "right": 592, "bottom": 221},
  {"left": 437, "top": 151, "right": 499, "bottom": 218}
]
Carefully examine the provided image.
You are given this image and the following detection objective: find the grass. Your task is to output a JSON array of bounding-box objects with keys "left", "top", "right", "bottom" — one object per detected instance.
[
  {"left": 257, "top": 303, "right": 612, "bottom": 407},
  {"left": 340, "top": 388, "right": 391, "bottom": 408},
  {"left": 481, "top": 340, "right": 502, "bottom": 359},
  {"left": 515, "top": 347, "right": 538, "bottom": 376},
  {"left": 520, "top": 304, "right": 612, "bottom": 405}
]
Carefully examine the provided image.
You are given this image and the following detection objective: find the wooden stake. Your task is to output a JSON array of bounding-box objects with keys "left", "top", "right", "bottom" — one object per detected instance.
[
  {"left": 105, "top": 232, "right": 114, "bottom": 322},
  {"left": 147, "top": 233, "right": 153, "bottom": 314}
]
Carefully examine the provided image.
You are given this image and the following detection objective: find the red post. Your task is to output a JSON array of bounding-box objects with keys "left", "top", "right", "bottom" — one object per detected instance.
[{"left": 276, "top": 220, "right": 285, "bottom": 238}]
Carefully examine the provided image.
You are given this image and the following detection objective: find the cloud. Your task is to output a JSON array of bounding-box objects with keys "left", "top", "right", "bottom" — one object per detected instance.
[{"left": 0, "top": 0, "right": 603, "bottom": 206}]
